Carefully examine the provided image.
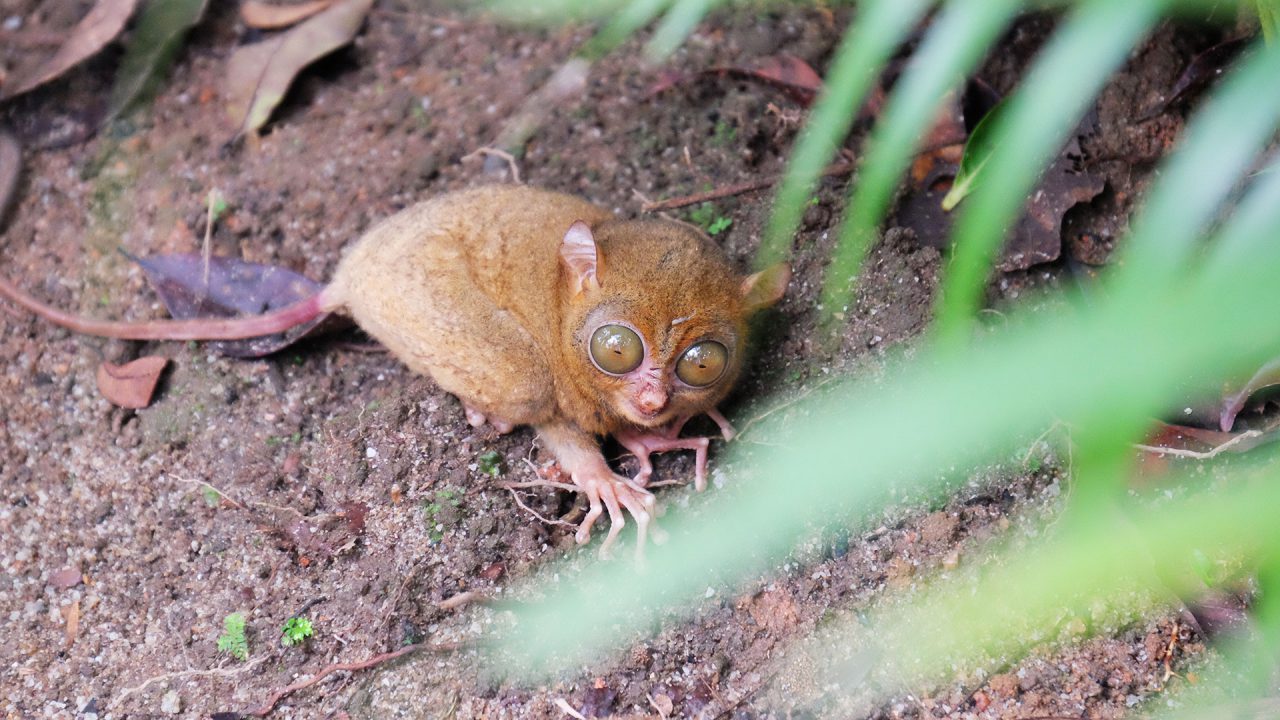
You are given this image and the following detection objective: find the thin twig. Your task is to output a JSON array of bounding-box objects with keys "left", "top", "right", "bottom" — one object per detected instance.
[
  {"left": 437, "top": 590, "right": 488, "bottom": 611},
  {"left": 641, "top": 161, "right": 846, "bottom": 212},
  {"left": 111, "top": 659, "right": 266, "bottom": 709},
  {"left": 505, "top": 486, "right": 577, "bottom": 528},
  {"left": 461, "top": 147, "right": 522, "bottom": 183},
  {"left": 500, "top": 478, "right": 578, "bottom": 492},
  {"left": 244, "top": 641, "right": 466, "bottom": 717},
  {"left": 1134, "top": 429, "right": 1261, "bottom": 460},
  {"left": 554, "top": 698, "right": 587, "bottom": 719},
  {"left": 171, "top": 475, "right": 246, "bottom": 510},
  {"left": 735, "top": 376, "right": 837, "bottom": 441},
  {"left": 202, "top": 190, "right": 216, "bottom": 292}
]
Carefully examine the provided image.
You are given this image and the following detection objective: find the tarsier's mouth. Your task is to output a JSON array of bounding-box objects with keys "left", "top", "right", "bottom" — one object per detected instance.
[{"left": 622, "top": 399, "right": 671, "bottom": 427}]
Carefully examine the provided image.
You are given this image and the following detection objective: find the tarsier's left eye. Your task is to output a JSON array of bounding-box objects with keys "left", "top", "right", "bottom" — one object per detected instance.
[{"left": 676, "top": 341, "right": 728, "bottom": 387}]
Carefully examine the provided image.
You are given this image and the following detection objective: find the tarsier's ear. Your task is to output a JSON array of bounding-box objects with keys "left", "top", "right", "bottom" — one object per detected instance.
[
  {"left": 740, "top": 262, "right": 791, "bottom": 315},
  {"left": 560, "top": 220, "right": 602, "bottom": 295}
]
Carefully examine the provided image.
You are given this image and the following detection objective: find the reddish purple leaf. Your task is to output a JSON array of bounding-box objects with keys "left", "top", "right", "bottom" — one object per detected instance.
[
  {"left": 130, "top": 252, "right": 341, "bottom": 357},
  {"left": 1220, "top": 357, "right": 1280, "bottom": 431}
]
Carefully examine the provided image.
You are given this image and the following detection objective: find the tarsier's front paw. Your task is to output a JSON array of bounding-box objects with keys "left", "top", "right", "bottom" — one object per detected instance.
[{"left": 571, "top": 469, "right": 658, "bottom": 559}]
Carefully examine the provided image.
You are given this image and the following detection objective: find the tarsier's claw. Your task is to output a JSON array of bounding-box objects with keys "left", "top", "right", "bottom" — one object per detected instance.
[{"left": 571, "top": 470, "right": 655, "bottom": 559}]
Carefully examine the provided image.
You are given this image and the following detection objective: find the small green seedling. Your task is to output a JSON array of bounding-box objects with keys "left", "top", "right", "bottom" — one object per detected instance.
[
  {"left": 208, "top": 189, "right": 229, "bottom": 224},
  {"left": 712, "top": 119, "right": 737, "bottom": 145},
  {"left": 688, "top": 203, "right": 733, "bottom": 236},
  {"left": 422, "top": 487, "right": 463, "bottom": 542},
  {"left": 706, "top": 216, "right": 733, "bottom": 236},
  {"left": 201, "top": 485, "right": 220, "bottom": 507},
  {"left": 280, "top": 617, "right": 314, "bottom": 647},
  {"left": 477, "top": 450, "right": 503, "bottom": 478},
  {"left": 217, "top": 612, "right": 249, "bottom": 661}
]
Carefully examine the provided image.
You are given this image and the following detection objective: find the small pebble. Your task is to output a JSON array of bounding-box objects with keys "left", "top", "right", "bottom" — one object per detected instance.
[
  {"left": 3, "top": 16, "right": 21, "bottom": 31},
  {"left": 160, "top": 689, "right": 181, "bottom": 714}
]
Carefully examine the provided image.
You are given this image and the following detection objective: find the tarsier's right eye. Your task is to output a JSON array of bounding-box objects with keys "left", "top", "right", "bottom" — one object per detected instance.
[{"left": 589, "top": 324, "right": 644, "bottom": 375}]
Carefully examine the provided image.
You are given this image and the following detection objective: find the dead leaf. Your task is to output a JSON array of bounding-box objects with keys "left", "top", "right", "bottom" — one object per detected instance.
[
  {"left": 338, "top": 500, "right": 367, "bottom": 534},
  {"left": 1184, "top": 588, "right": 1250, "bottom": 640},
  {"left": 897, "top": 122, "right": 1103, "bottom": 272},
  {"left": 96, "top": 356, "right": 169, "bottom": 409},
  {"left": 998, "top": 137, "right": 1105, "bottom": 272},
  {"left": 241, "top": 0, "right": 335, "bottom": 30},
  {"left": 108, "top": 0, "right": 209, "bottom": 119},
  {"left": 480, "top": 561, "right": 505, "bottom": 580},
  {"left": 709, "top": 54, "right": 823, "bottom": 106},
  {"left": 224, "top": 0, "right": 375, "bottom": 137},
  {"left": 49, "top": 567, "right": 83, "bottom": 589},
  {"left": 61, "top": 599, "right": 81, "bottom": 648},
  {"left": 1143, "top": 36, "right": 1250, "bottom": 120},
  {"left": 3, "top": 0, "right": 141, "bottom": 99},
  {"left": 649, "top": 54, "right": 823, "bottom": 107},
  {"left": 130, "top": 252, "right": 341, "bottom": 357}
]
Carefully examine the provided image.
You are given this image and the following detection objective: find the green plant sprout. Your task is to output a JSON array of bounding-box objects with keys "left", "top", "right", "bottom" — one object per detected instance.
[
  {"left": 280, "top": 617, "right": 314, "bottom": 647},
  {"left": 423, "top": 487, "right": 463, "bottom": 542},
  {"left": 687, "top": 202, "right": 732, "bottom": 235},
  {"left": 216, "top": 612, "right": 248, "bottom": 661},
  {"left": 477, "top": 450, "right": 504, "bottom": 478}
]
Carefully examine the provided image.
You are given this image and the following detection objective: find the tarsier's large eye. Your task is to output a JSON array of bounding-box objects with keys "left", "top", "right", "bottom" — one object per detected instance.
[
  {"left": 589, "top": 324, "right": 644, "bottom": 375},
  {"left": 676, "top": 341, "right": 728, "bottom": 387}
]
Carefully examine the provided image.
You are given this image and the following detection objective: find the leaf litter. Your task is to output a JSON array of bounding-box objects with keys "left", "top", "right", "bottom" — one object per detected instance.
[
  {"left": 895, "top": 86, "right": 1105, "bottom": 272},
  {"left": 2, "top": 0, "right": 140, "bottom": 99},
  {"left": 224, "top": 0, "right": 375, "bottom": 137},
  {"left": 95, "top": 356, "right": 169, "bottom": 409},
  {"left": 241, "top": 0, "right": 336, "bottom": 30},
  {"left": 648, "top": 53, "right": 824, "bottom": 107}
]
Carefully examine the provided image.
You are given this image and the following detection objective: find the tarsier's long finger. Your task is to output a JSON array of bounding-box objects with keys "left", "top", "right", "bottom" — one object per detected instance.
[
  {"left": 693, "top": 438, "right": 710, "bottom": 492},
  {"left": 576, "top": 479, "right": 604, "bottom": 544},
  {"left": 596, "top": 481, "right": 626, "bottom": 559},
  {"left": 615, "top": 489, "right": 652, "bottom": 562}
]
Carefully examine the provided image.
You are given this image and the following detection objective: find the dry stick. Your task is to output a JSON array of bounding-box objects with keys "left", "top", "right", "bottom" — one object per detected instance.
[
  {"left": 504, "top": 485, "right": 577, "bottom": 528},
  {"left": 642, "top": 137, "right": 968, "bottom": 213},
  {"left": 461, "top": 147, "right": 522, "bottom": 184},
  {"left": 111, "top": 659, "right": 267, "bottom": 709},
  {"left": 1134, "top": 429, "right": 1262, "bottom": 460},
  {"left": 735, "top": 376, "right": 837, "bottom": 441},
  {"left": 244, "top": 641, "right": 466, "bottom": 717},
  {"left": 641, "top": 161, "right": 849, "bottom": 212},
  {"left": 436, "top": 590, "right": 487, "bottom": 612}
]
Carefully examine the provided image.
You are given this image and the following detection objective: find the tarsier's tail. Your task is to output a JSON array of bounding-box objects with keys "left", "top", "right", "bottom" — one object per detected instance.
[{"left": 0, "top": 275, "right": 330, "bottom": 341}]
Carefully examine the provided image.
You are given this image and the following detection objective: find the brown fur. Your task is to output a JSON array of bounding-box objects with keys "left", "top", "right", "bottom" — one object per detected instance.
[{"left": 325, "top": 185, "right": 777, "bottom": 437}]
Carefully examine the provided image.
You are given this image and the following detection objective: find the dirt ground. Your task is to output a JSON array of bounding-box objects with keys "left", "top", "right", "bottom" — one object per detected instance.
[{"left": 0, "top": 2, "right": 1231, "bottom": 718}]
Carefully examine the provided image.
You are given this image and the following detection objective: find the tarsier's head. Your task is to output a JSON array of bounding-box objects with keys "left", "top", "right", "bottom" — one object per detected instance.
[{"left": 558, "top": 218, "right": 789, "bottom": 431}]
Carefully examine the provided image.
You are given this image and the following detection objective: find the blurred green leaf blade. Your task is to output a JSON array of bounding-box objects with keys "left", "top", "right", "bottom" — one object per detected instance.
[{"left": 757, "top": 0, "right": 935, "bottom": 270}]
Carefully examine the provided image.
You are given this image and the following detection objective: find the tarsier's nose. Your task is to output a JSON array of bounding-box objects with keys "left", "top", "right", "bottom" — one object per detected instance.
[{"left": 635, "top": 386, "right": 668, "bottom": 416}]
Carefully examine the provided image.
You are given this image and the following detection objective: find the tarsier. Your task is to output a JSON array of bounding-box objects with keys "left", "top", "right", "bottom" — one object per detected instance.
[{"left": 0, "top": 185, "right": 789, "bottom": 556}]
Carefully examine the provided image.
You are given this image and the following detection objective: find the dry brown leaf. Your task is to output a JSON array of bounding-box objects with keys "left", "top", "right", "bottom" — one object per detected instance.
[
  {"left": 225, "top": 0, "right": 374, "bottom": 136},
  {"left": 3, "top": 0, "right": 140, "bottom": 99},
  {"left": 241, "top": 0, "right": 334, "bottom": 30},
  {"left": 61, "top": 600, "right": 81, "bottom": 648},
  {"left": 96, "top": 356, "right": 169, "bottom": 409}
]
